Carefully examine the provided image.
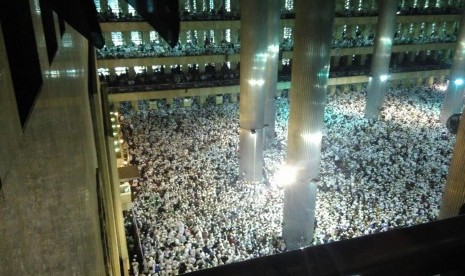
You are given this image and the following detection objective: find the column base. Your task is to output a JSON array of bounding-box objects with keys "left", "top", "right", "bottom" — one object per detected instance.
[
  {"left": 283, "top": 180, "right": 318, "bottom": 250},
  {"left": 440, "top": 85, "right": 465, "bottom": 124},
  {"left": 365, "top": 77, "right": 388, "bottom": 120},
  {"left": 264, "top": 98, "right": 276, "bottom": 149},
  {"left": 239, "top": 128, "right": 264, "bottom": 182}
]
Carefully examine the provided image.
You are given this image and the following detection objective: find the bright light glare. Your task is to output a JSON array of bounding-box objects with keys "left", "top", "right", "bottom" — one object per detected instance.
[
  {"left": 271, "top": 165, "right": 297, "bottom": 188},
  {"left": 267, "top": 45, "right": 280, "bottom": 53},
  {"left": 379, "top": 37, "right": 392, "bottom": 45},
  {"left": 437, "top": 84, "right": 447, "bottom": 91},
  {"left": 454, "top": 78, "right": 464, "bottom": 85},
  {"left": 301, "top": 131, "right": 322, "bottom": 144},
  {"left": 380, "top": 75, "right": 389, "bottom": 81},
  {"left": 248, "top": 79, "right": 265, "bottom": 86}
]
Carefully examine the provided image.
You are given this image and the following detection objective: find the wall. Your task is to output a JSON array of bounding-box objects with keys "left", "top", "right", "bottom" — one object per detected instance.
[{"left": 0, "top": 1, "right": 105, "bottom": 275}]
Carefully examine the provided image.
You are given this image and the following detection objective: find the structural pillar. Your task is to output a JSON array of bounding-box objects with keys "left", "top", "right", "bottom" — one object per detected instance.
[
  {"left": 360, "top": 54, "right": 367, "bottom": 66},
  {"left": 103, "top": 32, "right": 113, "bottom": 47},
  {"left": 440, "top": 8, "right": 465, "bottom": 123},
  {"left": 439, "top": 112, "right": 465, "bottom": 218},
  {"left": 199, "top": 95, "right": 207, "bottom": 106},
  {"left": 329, "top": 85, "right": 337, "bottom": 95},
  {"left": 346, "top": 55, "right": 353, "bottom": 67},
  {"left": 364, "top": 0, "right": 399, "bottom": 120},
  {"left": 431, "top": 50, "right": 439, "bottom": 62},
  {"left": 264, "top": 0, "right": 281, "bottom": 149},
  {"left": 332, "top": 56, "right": 341, "bottom": 68},
  {"left": 131, "top": 101, "right": 138, "bottom": 111},
  {"left": 230, "top": 93, "right": 238, "bottom": 103},
  {"left": 100, "top": 0, "right": 108, "bottom": 12},
  {"left": 396, "top": 52, "right": 404, "bottom": 65},
  {"left": 239, "top": 0, "right": 280, "bottom": 181},
  {"left": 166, "top": 97, "right": 174, "bottom": 107},
  {"left": 118, "top": 0, "right": 128, "bottom": 14},
  {"left": 428, "top": 76, "right": 435, "bottom": 86},
  {"left": 283, "top": 0, "right": 335, "bottom": 250}
]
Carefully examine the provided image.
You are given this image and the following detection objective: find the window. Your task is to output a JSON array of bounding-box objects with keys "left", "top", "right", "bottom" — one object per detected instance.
[
  {"left": 409, "top": 23, "right": 414, "bottom": 34},
  {"left": 98, "top": 68, "right": 110, "bottom": 76},
  {"left": 344, "top": 0, "right": 350, "bottom": 9},
  {"left": 131, "top": 31, "right": 142, "bottom": 45},
  {"left": 202, "top": 0, "right": 207, "bottom": 11},
  {"left": 186, "top": 31, "right": 192, "bottom": 43},
  {"left": 150, "top": 31, "right": 160, "bottom": 43},
  {"left": 285, "top": 0, "right": 294, "bottom": 10},
  {"left": 62, "top": 33, "right": 73, "bottom": 47},
  {"left": 112, "top": 32, "right": 124, "bottom": 46},
  {"left": 184, "top": 0, "right": 191, "bottom": 12},
  {"left": 115, "top": 67, "right": 128, "bottom": 76},
  {"left": 108, "top": 0, "right": 119, "bottom": 13},
  {"left": 94, "top": 0, "right": 101, "bottom": 12},
  {"left": 225, "top": 29, "right": 231, "bottom": 42},
  {"left": 152, "top": 65, "right": 162, "bottom": 72},
  {"left": 192, "top": 0, "right": 197, "bottom": 12},
  {"left": 424, "top": 0, "right": 430, "bottom": 8},
  {"left": 282, "top": 59, "right": 290, "bottom": 65},
  {"left": 209, "top": 30, "right": 215, "bottom": 44},
  {"left": 128, "top": 4, "right": 135, "bottom": 15},
  {"left": 283, "top": 27, "right": 292, "bottom": 40},
  {"left": 225, "top": 0, "right": 231, "bottom": 12},
  {"left": 193, "top": 30, "right": 198, "bottom": 44},
  {"left": 134, "top": 66, "right": 146, "bottom": 74}
]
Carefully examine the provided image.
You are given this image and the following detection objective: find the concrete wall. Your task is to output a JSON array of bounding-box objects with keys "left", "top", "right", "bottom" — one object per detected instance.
[{"left": 0, "top": 2, "right": 105, "bottom": 275}]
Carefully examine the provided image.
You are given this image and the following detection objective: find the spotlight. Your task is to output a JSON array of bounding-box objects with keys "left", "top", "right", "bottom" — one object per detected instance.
[
  {"left": 272, "top": 165, "right": 297, "bottom": 187},
  {"left": 251, "top": 129, "right": 256, "bottom": 134},
  {"left": 454, "top": 78, "right": 464, "bottom": 86},
  {"left": 380, "top": 75, "right": 389, "bottom": 82}
]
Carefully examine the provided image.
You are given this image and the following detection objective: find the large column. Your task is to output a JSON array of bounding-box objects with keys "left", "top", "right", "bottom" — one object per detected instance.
[
  {"left": 264, "top": 2, "right": 281, "bottom": 148},
  {"left": 283, "top": 0, "right": 335, "bottom": 250},
  {"left": 439, "top": 112, "right": 465, "bottom": 218},
  {"left": 100, "top": 0, "right": 108, "bottom": 12},
  {"left": 239, "top": 0, "right": 280, "bottom": 181},
  {"left": 118, "top": 0, "right": 128, "bottom": 14},
  {"left": 439, "top": 8, "right": 465, "bottom": 123},
  {"left": 364, "top": 0, "right": 399, "bottom": 120}
]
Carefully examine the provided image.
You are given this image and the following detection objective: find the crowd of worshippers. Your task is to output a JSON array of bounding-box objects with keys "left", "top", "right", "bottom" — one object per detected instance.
[
  {"left": 96, "top": 33, "right": 456, "bottom": 60},
  {"left": 100, "top": 58, "right": 450, "bottom": 90},
  {"left": 118, "top": 83, "right": 455, "bottom": 275},
  {"left": 97, "top": 6, "right": 240, "bottom": 23},
  {"left": 95, "top": 4, "right": 463, "bottom": 23},
  {"left": 102, "top": 62, "right": 240, "bottom": 88},
  {"left": 96, "top": 38, "right": 240, "bottom": 60}
]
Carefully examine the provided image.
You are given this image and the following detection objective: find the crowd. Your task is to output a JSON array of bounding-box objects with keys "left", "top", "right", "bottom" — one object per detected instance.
[
  {"left": 97, "top": 7, "right": 240, "bottom": 22},
  {"left": 96, "top": 5, "right": 463, "bottom": 22},
  {"left": 96, "top": 33, "right": 456, "bottom": 60},
  {"left": 394, "top": 33, "right": 457, "bottom": 45},
  {"left": 101, "top": 59, "right": 451, "bottom": 92},
  {"left": 96, "top": 39, "right": 240, "bottom": 59},
  {"left": 103, "top": 62, "right": 240, "bottom": 90},
  {"left": 119, "top": 83, "right": 455, "bottom": 275}
]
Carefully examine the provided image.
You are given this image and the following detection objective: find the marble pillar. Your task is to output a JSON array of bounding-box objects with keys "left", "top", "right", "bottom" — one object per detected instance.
[
  {"left": 365, "top": 0, "right": 399, "bottom": 120},
  {"left": 283, "top": 0, "right": 335, "bottom": 250}
]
